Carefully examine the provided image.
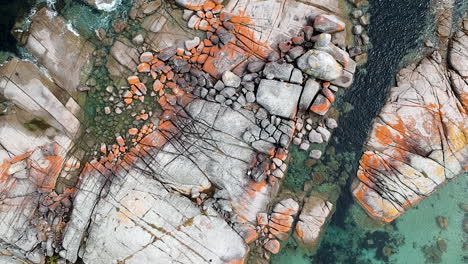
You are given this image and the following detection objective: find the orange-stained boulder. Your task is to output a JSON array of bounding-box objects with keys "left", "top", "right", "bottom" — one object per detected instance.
[{"left": 352, "top": 26, "right": 468, "bottom": 222}]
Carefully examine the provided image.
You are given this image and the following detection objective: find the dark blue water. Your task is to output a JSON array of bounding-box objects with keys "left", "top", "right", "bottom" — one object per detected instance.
[{"left": 0, "top": 0, "right": 35, "bottom": 54}]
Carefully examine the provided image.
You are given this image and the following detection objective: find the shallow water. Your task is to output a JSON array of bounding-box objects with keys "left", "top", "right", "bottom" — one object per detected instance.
[{"left": 273, "top": 0, "right": 468, "bottom": 263}]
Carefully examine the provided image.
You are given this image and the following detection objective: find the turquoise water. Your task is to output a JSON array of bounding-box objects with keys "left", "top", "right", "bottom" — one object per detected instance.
[
  {"left": 273, "top": 0, "right": 468, "bottom": 263},
  {"left": 273, "top": 173, "right": 467, "bottom": 263}
]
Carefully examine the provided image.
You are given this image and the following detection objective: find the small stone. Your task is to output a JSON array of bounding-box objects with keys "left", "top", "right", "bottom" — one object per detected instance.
[
  {"left": 222, "top": 71, "right": 241, "bottom": 88},
  {"left": 303, "top": 25, "right": 314, "bottom": 41},
  {"left": 104, "top": 107, "right": 111, "bottom": 115},
  {"left": 158, "top": 47, "right": 177, "bottom": 61},
  {"left": 278, "top": 42, "right": 291, "bottom": 53},
  {"left": 221, "top": 87, "right": 236, "bottom": 98},
  {"left": 215, "top": 94, "right": 226, "bottom": 103},
  {"left": 183, "top": 10, "right": 194, "bottom": 20},
  {"left": 359, "top": 14, "right": 370, "bottom": 26},
  {"left": 459, "top": 203, "right": 468, "bottom": 212},
  {"left": 316, "top": 126, "right": 331, "bottom": 142},
  {"left": 299, "top": 142, "right": 310, "bottom": 151},
  {"left": 188, "top": 15, "right": 200, "bottom": 29},
  {"left": 436, "top": 216, "right": 448, "bottom": 230},
  {"left": 264, "top": 239, "right": 281, "bottom": 254},
  {"left": 326, "top": 118, "right": 338, "bottom": 129},
  {"left": 132, "top": 34, "right": 144, "bottom": 45},
  {"left": 214, "top": 80, "right": 225, "bottom": 91},
  {"left": 361, "top": 34, "right": 370, "bottom": 45},
  {"left": 308, "top": 130, "right": 324, "bottom": 144},
  {"left": 310, "top": 94, "right": 331, "bottom": 115},
  {"left": 106, "top": 86, "right": 114, "bottom": 93},
  {"left": 424, "top": 40, "right": 435, "bottom": 48},
  {"left": 297, "top": 50, "right": 343, "bottom": 81},
  {"left": 267, "top": 51, "right": 280, "bottom": 62},
  {"left": 185, "top": 37, "right": 200, "bottom": 50},
  {"left": 309, "top": 149, "right": 322, "bottom": 159},
  {"left": 293, "top": 137, "right": 301, "bottom": 145},
  {"left": 248, "top": 61, "right": 265, "bottom": 73},
  {"left": 255, "top": 108, "right": 268, "bottom": 120},
  {"left": 352, "top": 9, "right": 363, "bottom": 18},
  {"left": 288, "top": 46, "right": 305, "bottom": 60},
  {"left": 246, "top": 92, "right": 255, "bottom": 103},
  {"left": 290, "top": 68, "right": 303, "bottom": 84},
  {"left": 353, "top": 25, "right": 364, "bottom": 35}
]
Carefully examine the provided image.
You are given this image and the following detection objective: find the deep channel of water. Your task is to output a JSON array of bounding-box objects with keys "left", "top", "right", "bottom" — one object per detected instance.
[
  {"left": 273, "top": 0, "right": 468, "bottom": 263},
  {"left": 0, "top": 0, "right": 467, "bottom": 263}
]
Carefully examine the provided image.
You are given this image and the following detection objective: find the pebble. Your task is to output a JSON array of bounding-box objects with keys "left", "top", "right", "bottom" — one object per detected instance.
[
  {"left": 288, "top": 46, "right": 305, "bottom": 60},
  {"left": 222, "top": 71, "right": 241, "bottom": 88},
  {"left": 267, "top": 51, "right": 280, "bottom": 62},
  {"left": 183, "top": 9, "right": 194, "bottom": 20},
  {"left": 352, "top": 9, "right": 363, "bottom": 18},
  {"left": 308, "top": 130, "right": 324, "bottom": 144},
  {"left": 246, "top": 92, "right": 256, "bottom": 103},
  {"left": 299, "top": 142, "right": 310, "bottom": 151},
  {"left": 248, "top": 61, "right": 265, "bottom": 73},
  {"left": 309, "top": 149, "right": 322, "bottom": 159},
  {"left": 316, "top": 126, "right": 331, "bottom": 142},
  {"left": 353, "top": 25, "right": 364, "bottom": 35},
  {"left": 132, "top": 34, "right": 144, "bottom": 45},
  {"left": 326, "top": 118, "right": 338, "bottom": 129},
  {"left": 185, "top": 37, "right": 201, "bottom": 50}
]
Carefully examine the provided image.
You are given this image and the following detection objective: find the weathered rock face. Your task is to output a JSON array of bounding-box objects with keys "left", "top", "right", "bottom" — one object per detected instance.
[
  {"left": 0, "top": 58, "right": 81, "bottom": 136},
  {"left": 107, "top": 39, "right": 140, "bottom": 81},
  {"left": 224, "top": 0, "right": 342, "bottom": 45},
  {"left": 294, "top": 196, "right": 333, "bottom": 252},
  {"left": 62, "top": 99, "right": 271, "bottom": 263},
  {"left": 256, "top": 79, "right": 302, "bottom": 119},
  {"left": 25, "top": 8, "right": 95, "bottom": 96},
  {"left": 0, "top": 144, "right": 67, "bottom": 264},
  {"left": 352, "top": 21, "right": 468, "bottom": 222}
]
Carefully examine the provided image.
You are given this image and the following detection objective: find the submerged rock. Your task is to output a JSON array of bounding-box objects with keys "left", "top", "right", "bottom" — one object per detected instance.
[
  {"left": 25, "top": 8, "right": 95, "bottom": 96},
  {"left": 294, "top": 196, "right": 333, "bottom": 252}
]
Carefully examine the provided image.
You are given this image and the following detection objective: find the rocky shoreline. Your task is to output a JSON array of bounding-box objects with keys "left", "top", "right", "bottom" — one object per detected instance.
[
  {"left": 0, "top": 0, "right": 359, "bottom": 263},
  {"left": 352, "top": 0, "right": 468, "bottom": 223},
  {"left": 1, "top": 0, "right": 465, "bottom": 263}
]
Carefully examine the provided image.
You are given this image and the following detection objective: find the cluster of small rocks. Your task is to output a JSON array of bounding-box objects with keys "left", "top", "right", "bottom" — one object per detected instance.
[
  {"left": 193, "top": 70, "right": 256, "bottom": 110},
  {"left": 348, "top": 1, "right": 370, "bottom": 63},
  {"left": 248, "top": 148, "right": 288, "bottom": 183},
  {"left": 293, "top": 117, "right": 337, "bottom": 160},
  {"left": 255, "top": 198, "right": 299, "bottom": 258},
  {"left": 36, "top": 189, "right": 74, "bottom": 260}
]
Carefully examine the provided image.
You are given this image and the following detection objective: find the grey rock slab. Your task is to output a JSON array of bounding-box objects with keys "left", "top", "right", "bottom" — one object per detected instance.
[
  {"left": 25, "top": 8, "right": 95, "bottom": 95},
  {"left": 263, "top": 62, "right": 294, "bottom": 81},
  {"left": 256, "top": 79, "right": 302, "bottom": 119},
  {"left": 298, "top": 79, "right": 320, "bottom": 111}
]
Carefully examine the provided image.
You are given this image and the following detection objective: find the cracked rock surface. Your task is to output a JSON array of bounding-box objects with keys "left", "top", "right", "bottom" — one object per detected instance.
[{"left": 352, "top": 18, "right": 468, "bottom": 223}]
